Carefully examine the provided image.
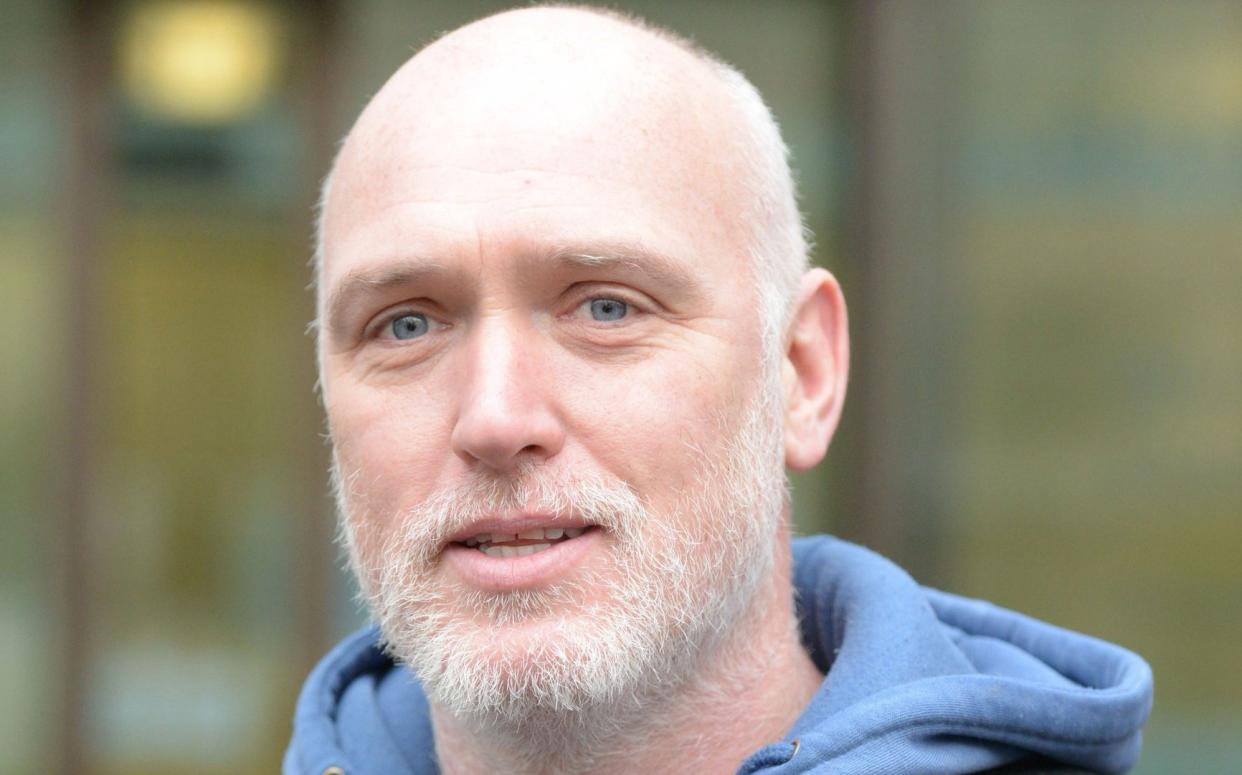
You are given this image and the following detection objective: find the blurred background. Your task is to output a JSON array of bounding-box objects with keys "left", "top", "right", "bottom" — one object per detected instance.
[{"left": 2, "top": 1, "right": 1239, "bottom": 772}]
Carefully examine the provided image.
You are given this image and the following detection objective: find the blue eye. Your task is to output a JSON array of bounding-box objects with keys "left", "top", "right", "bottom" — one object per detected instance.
[
  {"left": 391, "top": 314, "right": 429, "bottom": 340},
  {"left": 589, "top": 298, "right": 628, "bottom": 321}
]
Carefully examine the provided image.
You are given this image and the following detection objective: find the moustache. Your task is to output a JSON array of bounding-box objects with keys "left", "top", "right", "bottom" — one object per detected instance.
[{"left": 378, "top": 466, "right": 650, "bottom": 565}]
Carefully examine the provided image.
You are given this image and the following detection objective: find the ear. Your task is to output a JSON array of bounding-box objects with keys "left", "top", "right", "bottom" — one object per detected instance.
[{"left": 781, "top": 268, "right": 849, "bottom": 471}]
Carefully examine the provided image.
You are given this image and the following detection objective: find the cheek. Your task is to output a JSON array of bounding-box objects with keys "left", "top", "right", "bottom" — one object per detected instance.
[
  {"left": 327, "top": 379, "right": 453, "bottom": 525},
  {"left": 560, "top": 353, "right": 748, "bottom": 505}
]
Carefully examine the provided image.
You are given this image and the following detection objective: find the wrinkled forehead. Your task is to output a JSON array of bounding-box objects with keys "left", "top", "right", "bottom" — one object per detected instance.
[{"left": 319, "top": 10, "right": 759, "bottom": 292}]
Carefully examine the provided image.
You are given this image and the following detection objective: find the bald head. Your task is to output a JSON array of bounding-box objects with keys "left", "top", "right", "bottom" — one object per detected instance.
[
  {"left": 358, "top": 5, "right": 722, "bottom": 125},
  {"left": 316, "top": 5, "right": 808, "bottom": 349}
]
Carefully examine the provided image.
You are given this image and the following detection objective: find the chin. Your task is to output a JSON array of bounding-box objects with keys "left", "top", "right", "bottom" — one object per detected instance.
[{"left": 380, "top": 584, "right": 678, "bottom": 725}]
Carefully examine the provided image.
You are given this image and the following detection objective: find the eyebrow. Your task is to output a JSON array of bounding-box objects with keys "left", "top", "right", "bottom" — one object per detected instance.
[
  {"left": 323, "top": 240, "right": 702, "bottom": 342},
  {"left": 324, "top": 258, "right": 447, "bottom": 342},
  {"left": 544, "top": 240, "right": 701, "bottom": 300}
]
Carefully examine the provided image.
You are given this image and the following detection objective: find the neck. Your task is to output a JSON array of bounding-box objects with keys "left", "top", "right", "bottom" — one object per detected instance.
[{"left": 430, "top": 530, "right": 823, "bottom": 775}]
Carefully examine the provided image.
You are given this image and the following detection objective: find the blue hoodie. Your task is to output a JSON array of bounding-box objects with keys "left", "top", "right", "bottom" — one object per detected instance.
[{"left": 285, "top": 536, "right": 1153, "bottom": 774}]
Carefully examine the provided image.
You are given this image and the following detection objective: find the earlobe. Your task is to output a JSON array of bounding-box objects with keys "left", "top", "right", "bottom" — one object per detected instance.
[{"left": 782, "top": 268, "right": 849, "bottom": 471}]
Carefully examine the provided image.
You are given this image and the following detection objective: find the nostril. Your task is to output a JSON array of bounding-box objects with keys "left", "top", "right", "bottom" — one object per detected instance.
[{"left": 451, "top": 404, "right": 565, "bottom": 471}]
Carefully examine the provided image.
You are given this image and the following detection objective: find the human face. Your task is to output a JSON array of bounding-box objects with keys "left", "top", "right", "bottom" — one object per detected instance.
[{"left": 317, "top": 51, "right": 784, "bottom": 719}]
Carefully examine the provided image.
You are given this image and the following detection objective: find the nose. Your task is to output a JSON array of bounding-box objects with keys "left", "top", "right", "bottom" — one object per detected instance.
[{"left": 450, "top": 317, "right": 565, "bottom": 472}]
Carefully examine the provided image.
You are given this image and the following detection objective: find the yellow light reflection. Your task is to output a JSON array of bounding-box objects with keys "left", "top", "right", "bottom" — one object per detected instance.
[{"left": 120, "top": 1, "right": 283, "bottom": 124}]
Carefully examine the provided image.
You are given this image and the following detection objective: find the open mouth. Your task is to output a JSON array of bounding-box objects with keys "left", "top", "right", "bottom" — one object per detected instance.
[{"left": 453, "top": 526, "right": 597, "bottom": 558}]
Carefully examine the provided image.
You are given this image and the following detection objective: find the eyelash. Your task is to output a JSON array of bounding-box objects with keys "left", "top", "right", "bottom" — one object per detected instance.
[
  {"left": 566, "top": 286, "right": 647, "bottom": 318},
  {"left": 365, "top": 289, "right": 648, "bottom": 340},
  {"left": 369, "top": 309, "right": 441, "bottom": 341}
]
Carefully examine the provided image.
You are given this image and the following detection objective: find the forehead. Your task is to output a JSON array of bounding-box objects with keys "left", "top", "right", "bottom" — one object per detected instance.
[{"left": 318, "top": 18, "right": 759, "bottom": 297}]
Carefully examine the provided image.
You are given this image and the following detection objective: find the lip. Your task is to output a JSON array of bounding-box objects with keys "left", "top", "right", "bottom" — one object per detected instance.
[
  {"left": 447, "top": 513, "right": 595, "bottom": 543},
  {"left": 443, "top": 526, "right": 603, "bottom": 592}
]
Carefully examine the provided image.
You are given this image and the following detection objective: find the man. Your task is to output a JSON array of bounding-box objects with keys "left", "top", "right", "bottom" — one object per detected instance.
[{"left": 288, "top": 6, "right": 1152, "bottom": 774}]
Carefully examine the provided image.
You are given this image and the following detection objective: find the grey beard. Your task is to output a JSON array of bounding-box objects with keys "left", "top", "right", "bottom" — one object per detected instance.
[{"left": 333, "top": 378, "right": 789, "bottom": 767}]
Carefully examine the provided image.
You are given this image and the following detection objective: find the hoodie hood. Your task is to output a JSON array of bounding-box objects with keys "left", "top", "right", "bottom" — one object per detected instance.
[
  {"left": 738, "top": 537, "right": 1152, "bottom": 773},
  {"left": 286, "top": 536, "right": 1153, "bottom": 774}
]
